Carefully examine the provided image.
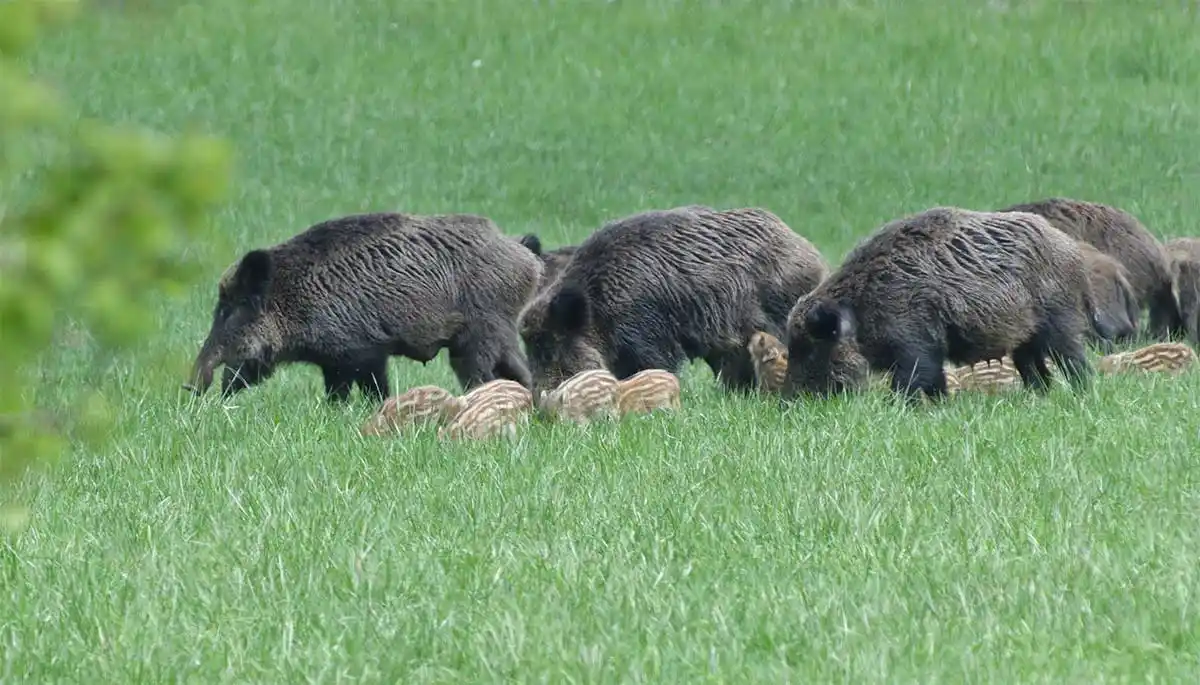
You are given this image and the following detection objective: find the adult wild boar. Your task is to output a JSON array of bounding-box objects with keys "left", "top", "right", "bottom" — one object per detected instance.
[
  {"left": 183, "top": 212, "right": 542, "bottom": 403},
  {"left": 1165, "top": 236, "right": 1200, "bottom": 346},
  {"left": 783, "top": 206, "right": 1095, "bottom": 402},
  {"left": 998, "top": 197, "right": 1180, "bottom": 340},
  {"left": 518, "top": 207, "right": 715, "bottom": 292},
  {"left": 1077, "top": 241, "right": 1139, "bottom": 347},
  {"left": 518, "top": 205, "right": 829, "bottom": 395}
]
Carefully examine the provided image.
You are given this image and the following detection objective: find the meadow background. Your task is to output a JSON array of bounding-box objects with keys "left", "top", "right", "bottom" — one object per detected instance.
[{"left": 5, "top": 0, "right": 1200, "bottom": 681}]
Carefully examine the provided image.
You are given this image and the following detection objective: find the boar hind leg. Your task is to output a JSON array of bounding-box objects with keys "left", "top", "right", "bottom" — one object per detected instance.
[
  {"left": 704, "top": 349, "right": 756, "bottom": 394},
  {"left": 353, "top": 357, "right": 390, "bottom": 403},
  {"left": 889, "top": 351, "right": 949, "bottom": 404},
  {"left": 1014, "top": 338, "right": 1090, "bottom": 395},
  {"left": 1045, "top": 336, "right": 1091, "bottom": 391},
  {"left": 1147, "top": 284, "right": 1185, "bottom": 342},
  {"left": 1012, "top": 344, "right": 1054, "bottom": 393},
  {"left": 1027, "top": 314, "right": 1093, "bottom": 392},
  {"left": 321, "top": 365, "right": 356, "bottom": 402}
]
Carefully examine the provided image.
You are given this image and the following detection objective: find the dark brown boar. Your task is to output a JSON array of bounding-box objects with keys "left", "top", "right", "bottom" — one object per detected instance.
[
  {"left": 518, "top": 205, "right": 830, "bottom": 396},
  {"left": 1165, "top": 236, "right": 1200, "bottom": 346},
  {"left": 783, "top": 206, "right": 1095, "bottom": 402},
  {"left": 518, "top": 206, "right": 715, "bottom": 293},
  {"left": 1076, "top": 241, "right": 1140, "bottom": 348},
  {"left": 997, "top": 197, "right": 1181, "bottom": 340},
  {"left": 183, "top": 212, "right": 542, "bottom": 403}
]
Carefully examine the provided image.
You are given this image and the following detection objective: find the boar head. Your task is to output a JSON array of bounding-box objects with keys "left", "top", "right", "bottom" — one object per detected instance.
[{"left": 184, "top": 249, "right": 285, "bottom": 397}]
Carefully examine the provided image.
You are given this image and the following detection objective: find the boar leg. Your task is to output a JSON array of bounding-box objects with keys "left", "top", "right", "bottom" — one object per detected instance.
[
  {"left": 704, "top": 349, "right": 756, "bottom": 394},
  {"left": 1023, "top": 313, "right": 1093, "bottom": 392},
  {"left": 1147, "top": 283, "right": 1185, "bottom": 342},
  {"left": 353, "top": 356, "right": 390, "bottom": 403},
  {"left": 321, "top": 365, "right": 355, "bottom": 402},
  {"left": 1012, "top": 342, "right": 1054, "bottom": 392},
  {"left": 1045, "top": 337, "right": 1092, "bottom": 391}
]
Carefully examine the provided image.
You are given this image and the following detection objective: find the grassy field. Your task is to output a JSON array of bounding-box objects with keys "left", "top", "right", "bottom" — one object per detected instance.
[{"left": 6, "top": 0, "right": 1200, "bottom": 680}]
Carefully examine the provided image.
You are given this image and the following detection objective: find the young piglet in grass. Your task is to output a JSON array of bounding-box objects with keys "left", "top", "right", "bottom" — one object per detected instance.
[
  {"left": 946, "top": 357, "right": 1023, "bottom": 395},
  {"left": 747, "top": 331, "right": 788, "bottom": 394},
  {"left": 615, "top": 369, "right": 681, "bottom": 415},
  {"left": 441, "top": 379, "right": 532, "bottom": 422},
  {"left": 438, "top": 379, "right": 534, "bottom": 441},
  {"left": 359, "top": 385, "right": 454, "bottom": 437},
  {"left": 1097, "top": 342, "right": 1198, "bottom": 376},
  {"left": 537, "top": 369, "right": 620, "bottom": 425}
]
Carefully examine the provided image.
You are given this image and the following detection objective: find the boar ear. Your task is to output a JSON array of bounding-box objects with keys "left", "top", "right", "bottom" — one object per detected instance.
[
  {"left": 804, "top": 301, "right": 852, "bottom": 341},
  {"left": 548, "top": 285, "right": 589, "bottom": 333},
  {"left": 518, "top": 234, "right": 543, "bottom": 256},
  {"left": 230, "top": 249, "right": 272, "bottom": 306}
]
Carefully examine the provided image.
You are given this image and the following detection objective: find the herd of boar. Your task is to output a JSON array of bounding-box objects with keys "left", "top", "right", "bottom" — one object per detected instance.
[{"left": 182, "top": 197, "right": 1200, "bottom": 440}]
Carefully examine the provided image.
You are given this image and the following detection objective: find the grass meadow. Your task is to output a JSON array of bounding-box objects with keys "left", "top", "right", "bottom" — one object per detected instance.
[{"left": 6, "top": 0, "right": 1200, "bottom": 681}]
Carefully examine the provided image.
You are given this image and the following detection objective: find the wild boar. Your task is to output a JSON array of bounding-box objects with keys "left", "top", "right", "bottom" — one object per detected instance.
[
  {"left": 518, "top": 206, "right": 829, "bottom": 396},
  {"left": 615, "top": 369, "right": 682, "bottom": 415},
  {"left": 440, "top": 379, "right": 533, "bottom": 424},
  {"left": 359, "top": 385, "right": 455, "bottom": 437},
  {"left": 947, "top": 357, "right": 1022, "bottom": 395},
  {"left": 183, "top": 212, "right": 542, "bottom": 403},
  {"left": 1076, "top": 241, "right": 1140, "bottom": 348},
  {"left": 747, "top": 331, "right": 788, "bottom": 394},
  {"left": 1164, "top": 236, "right": 1200, "bottom": 347},
  {"left": 998, "top": 197, "right": 1181, "bottom": 340},
  {"left": 1097, "top": 341, "right": 1197, "bottom": 376},
  {"left": 536, "top": 368, "right": 620, "bottom": 425},
  {"left": 784, "top": 206, "right": 1095, "bottom": 402},
  {"left": 437, "top": 380, "right": 534, "bottom": 441},
  {"left": 517, "top": 206, "right": 715, "bottom": 293}
]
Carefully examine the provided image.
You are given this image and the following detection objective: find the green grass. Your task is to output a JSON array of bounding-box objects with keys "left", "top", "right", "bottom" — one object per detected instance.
[{"left": 6, "top": 0, "right": 1200, "bottom": 680}]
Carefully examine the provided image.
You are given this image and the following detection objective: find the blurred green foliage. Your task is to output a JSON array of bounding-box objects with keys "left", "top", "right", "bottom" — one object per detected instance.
[{"left": 0, "top": 0, "right": 233, "bottom": 532}]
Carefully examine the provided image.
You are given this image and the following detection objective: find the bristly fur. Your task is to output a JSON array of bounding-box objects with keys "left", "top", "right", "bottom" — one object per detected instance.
[
  {"left": 518, "top": 205, "right": 830, "bottom": 396},
  {"left": 1077, "top": 241, "right": 1140, "bottom": 347},
  {"left": 998, "top": 197, "right": 1181, "bottom": 340},
  {"left": 785, "top": 206, "right": 1095, "bottom": 403},
  {"left": 185, "top": 212, "right": 543, "bottom": 403},
  {"left": 1165, "top": 236, "right": 1200, "bottom": 348}
]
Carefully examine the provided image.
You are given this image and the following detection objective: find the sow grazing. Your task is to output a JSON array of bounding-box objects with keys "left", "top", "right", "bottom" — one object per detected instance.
[
  {"left": 1077, "top": 242, "right": 1140, "bottom": 345},
  {"left": 518, "top": 206, "right": 829, "bottom": 395},
  {"left": 184, "top": 212, "right": 542, "bottom": 402},
  {"left": 517, "top": 205, "right": 715, "bottom": 292},
  {"left": 998, "top": 197, "right": 1180, "bottom": 339},
  {"left": 1165, "top": 237, "right": 1200, "bottom": 346},
  {"left": 784, "top": 206, "right": 1095, "bottom": 401}
]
